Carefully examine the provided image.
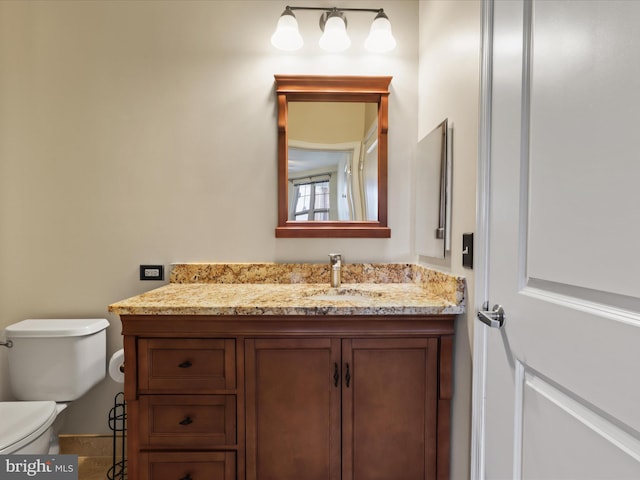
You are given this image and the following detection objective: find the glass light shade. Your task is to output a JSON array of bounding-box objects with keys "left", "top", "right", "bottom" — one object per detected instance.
[
  {"left": 319, "top": 15, "right": 351, "bottom": 53},
  {"left": 364, "top": 13, "right": 396, "bottom": 53},
  {"left": 271, "top": 11, "right": 303, "bottom": 51}
]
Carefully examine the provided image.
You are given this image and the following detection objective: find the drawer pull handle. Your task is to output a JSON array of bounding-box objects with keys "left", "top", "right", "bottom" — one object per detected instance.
[
  {"left": 179, "top": 416, "right": 193, "bottom": 426},
  {"left": 178, "top": 360, "right": 193, "bottom": 369},
  {"left": 333, "top": 362, "right": 339, "bottom": 387},
  {"left": 179, "top": 475, "right": 192, "bottom": 480},
  {"left": 345, "top": 363, "right": 351, "bottom": 388}
]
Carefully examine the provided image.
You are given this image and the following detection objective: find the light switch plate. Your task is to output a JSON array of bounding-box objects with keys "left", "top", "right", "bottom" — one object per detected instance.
[{"left": 462, "top": 233, "right": 473, "bottom": 269}]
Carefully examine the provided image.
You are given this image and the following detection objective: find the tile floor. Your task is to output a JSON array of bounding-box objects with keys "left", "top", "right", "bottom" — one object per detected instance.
[{"left": 59, "top": 434, "right": 124, "bottom": 480}]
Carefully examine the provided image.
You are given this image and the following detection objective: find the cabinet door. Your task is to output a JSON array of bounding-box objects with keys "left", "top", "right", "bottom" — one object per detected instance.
[
  {"left": 245, "top": 338, "right": 341, "bottom": 480},
  {"left": 342, "top": 338, "right": 439, "bottom": 480}
]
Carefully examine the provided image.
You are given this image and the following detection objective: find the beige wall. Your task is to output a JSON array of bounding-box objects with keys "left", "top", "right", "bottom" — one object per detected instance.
[
  {"left": 418, "top": 1, "right": 481, "bottom": 478},
  {"left": 0, "top": 0, "right": 419, "bottom": 433}
]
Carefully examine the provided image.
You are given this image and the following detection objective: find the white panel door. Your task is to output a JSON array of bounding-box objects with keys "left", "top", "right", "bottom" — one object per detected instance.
[{"left": 477, "top": 1, "right": 640, "bottom": 478}]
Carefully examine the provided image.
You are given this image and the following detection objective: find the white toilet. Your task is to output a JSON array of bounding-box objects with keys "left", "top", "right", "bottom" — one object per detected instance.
[{"left": 0, "top": 318, "right": 109, "bottom": 455}]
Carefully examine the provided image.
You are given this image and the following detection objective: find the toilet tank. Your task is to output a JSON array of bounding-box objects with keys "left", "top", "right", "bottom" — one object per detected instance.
[{"left": 6, "top": 319, "right": 109, "bottom": 402}]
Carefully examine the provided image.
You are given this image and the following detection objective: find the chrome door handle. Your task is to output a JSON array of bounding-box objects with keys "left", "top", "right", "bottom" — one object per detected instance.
[{"left": 477, "top": 304, "right": 505, "bottom": 328}]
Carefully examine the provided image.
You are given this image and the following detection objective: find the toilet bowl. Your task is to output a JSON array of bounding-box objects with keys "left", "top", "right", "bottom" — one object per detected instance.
[
  {"left": 0, "top": 401, "right": 57, "bottom": 454},
  {"left": 0, "top": 318, "right": 109, "bottom": 454}
]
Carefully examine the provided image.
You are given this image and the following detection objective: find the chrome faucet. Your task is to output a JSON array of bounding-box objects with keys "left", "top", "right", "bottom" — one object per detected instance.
[{"left": 329, "top": 253, "right": 342, "bottom": 288}]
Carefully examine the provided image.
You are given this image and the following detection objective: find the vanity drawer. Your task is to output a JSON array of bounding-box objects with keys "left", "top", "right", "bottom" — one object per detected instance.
[
  {"left": 139, "top": 395, "right": 236, "bottom": 448},
  {"left": 138, "top": 338, "right": 236, "bottom": 393},
  {"left": 139, "top": 451, "right": 236, "bottom": 480}
]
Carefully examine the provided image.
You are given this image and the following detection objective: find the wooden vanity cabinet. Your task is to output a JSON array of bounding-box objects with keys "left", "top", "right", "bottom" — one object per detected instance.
[
  {"left": 121, "top": 315, "right": 455, "bottom": 480},
  {"left": 246, "top": 337, "right": 441, "bottom": 480}
]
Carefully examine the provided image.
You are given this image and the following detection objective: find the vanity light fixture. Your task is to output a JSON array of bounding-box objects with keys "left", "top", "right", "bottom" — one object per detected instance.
[
  {"left": 270, "top": 6, "right": 304, "bottom": 51},
  {"left": 271, "top": 6, "right": 396, "bottom": 53},
  {"left": 319, "top": 8, "right": 351, "bottom": 53}
]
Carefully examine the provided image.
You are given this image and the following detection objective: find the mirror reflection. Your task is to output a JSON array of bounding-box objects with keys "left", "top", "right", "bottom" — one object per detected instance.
[{"left": 288, "top": 102, "right": 378, "bottom": 221}]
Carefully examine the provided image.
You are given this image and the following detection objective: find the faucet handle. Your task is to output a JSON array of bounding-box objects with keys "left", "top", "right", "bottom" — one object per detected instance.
[{"left": 329, "top": 253, "right": 342, "bottom": 265}]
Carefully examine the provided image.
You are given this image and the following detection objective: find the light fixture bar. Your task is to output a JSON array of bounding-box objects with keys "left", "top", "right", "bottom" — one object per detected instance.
[
  {"left": 271, "top": 5, "right": 396, "bottom": 53},
  {"left": 285, "top": 6, "right": 383, "bottom": 14}
]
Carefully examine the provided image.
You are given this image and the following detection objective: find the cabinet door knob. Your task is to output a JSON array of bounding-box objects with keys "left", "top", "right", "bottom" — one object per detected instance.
[
  {"left": 345, "top": 363, "right": 351, "bottom": 388},
  {"left": 178, "top": 360, "right": 193, "bottom": 368},
  {"left": 333, "top": 362, "right": 340, "bottom": 387},
  {"left": 179, "top": 416, "right": 193, "bottom": 426},
  {"left": 179, "top": 475, "right": 192, "bottom": 480}
]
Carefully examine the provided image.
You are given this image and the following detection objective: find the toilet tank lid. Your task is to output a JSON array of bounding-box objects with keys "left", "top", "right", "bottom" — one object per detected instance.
[{"left": 6, "top": 318, "right": 109, "bottom": 338}]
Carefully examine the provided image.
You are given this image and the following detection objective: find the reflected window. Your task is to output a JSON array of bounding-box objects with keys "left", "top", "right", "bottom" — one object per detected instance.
[{"left": 292, "top": 178, "right": 330, "bottom": 220}]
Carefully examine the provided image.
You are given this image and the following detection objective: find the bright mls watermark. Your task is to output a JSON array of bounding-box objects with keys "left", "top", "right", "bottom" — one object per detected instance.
[{"left": 0, "top": 456, "right": 77, "bottom": 480}]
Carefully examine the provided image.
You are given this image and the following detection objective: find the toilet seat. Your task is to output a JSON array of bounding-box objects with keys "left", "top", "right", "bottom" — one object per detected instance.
[{"left": 0, "top": 401, "right": 57, "bottom": 454}]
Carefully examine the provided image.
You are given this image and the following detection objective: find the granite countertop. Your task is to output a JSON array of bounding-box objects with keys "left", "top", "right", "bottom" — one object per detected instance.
[{"left": 108, "top": 263, "right": 466, "bottom": 316}]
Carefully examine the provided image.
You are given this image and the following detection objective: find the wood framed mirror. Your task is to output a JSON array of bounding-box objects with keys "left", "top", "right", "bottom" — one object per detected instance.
[{"left": 275, "top": 75, "right": 392, "bottom": 238}]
